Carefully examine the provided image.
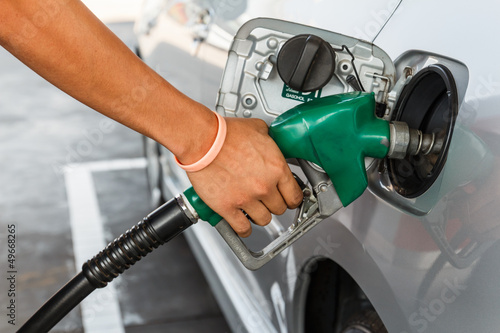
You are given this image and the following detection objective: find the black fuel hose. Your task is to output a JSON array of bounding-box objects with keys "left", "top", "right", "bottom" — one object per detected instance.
[{"left": 18, "top": 196, "right": 194, "bottom": 333}]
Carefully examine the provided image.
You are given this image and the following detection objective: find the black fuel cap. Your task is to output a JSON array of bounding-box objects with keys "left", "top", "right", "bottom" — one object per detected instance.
[{"left": 277, "top": 34, "right": 336, "bottom": 92}]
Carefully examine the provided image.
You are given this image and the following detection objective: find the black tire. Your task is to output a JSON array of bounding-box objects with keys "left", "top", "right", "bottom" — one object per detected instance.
[{"left": 341, "top": 309, "right": 388, "bottom": 333}]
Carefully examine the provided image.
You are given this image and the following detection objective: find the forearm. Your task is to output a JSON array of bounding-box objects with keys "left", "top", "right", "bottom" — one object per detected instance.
[
  {"left": 0, "top": 0, "right": 304, "bottom": 235},
  {"left": 0, "top": 0, "right": 216, "bottom": 163}
]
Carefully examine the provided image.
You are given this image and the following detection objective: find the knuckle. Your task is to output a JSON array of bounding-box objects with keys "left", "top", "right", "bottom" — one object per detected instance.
[
  {"left": 236, "top": 225, "right": 252, "bottom": 238},
  {"left": 234, "top": 194, "right": 250, "bottom": 208},
  {"left": 254, "top": 181, "right": 272, "bottom": 197},
  {"left": 253, "top": 118, "right": 269, "bottom": 132},
  {"left": 271, "top": 155, "right": 287, "bottom": 170},
  {"left": 276, "top": 205, "right": 287, "bottom": 215},
  {"left": 254, "top": 213, "right": 272, "bottom": 226},
  {"left": 267, "top": 201, "right": 287, "bottom": 216},
  {"left": 229, "top": 214, "right": 252, "bottom": 237},
  {"left": 275, "top": 163, "right": 292, "bottom": 181},
  {"left": 280, "top": 160, "right": 291, "bottom": 172},
  {"left": 290, "top": 191, "right": 304, "bottom": 207}
]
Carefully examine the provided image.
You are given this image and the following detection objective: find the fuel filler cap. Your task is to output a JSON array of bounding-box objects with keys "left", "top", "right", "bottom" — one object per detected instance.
[{"left": 277, "top": 34, "right": 336, "bottom": 92}]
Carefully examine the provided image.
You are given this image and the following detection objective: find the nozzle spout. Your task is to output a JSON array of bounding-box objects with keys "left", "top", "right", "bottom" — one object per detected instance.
[{"left": 388, "top": 121, "right": 444, "bottom": 159}]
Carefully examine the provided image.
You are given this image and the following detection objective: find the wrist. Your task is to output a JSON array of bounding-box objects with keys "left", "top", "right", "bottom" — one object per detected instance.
[
  {"left": 175, "top": 111, "right": 227, "bottom": 172},
  {"left": 141, "top": 84, "right": 219, "bottom": 165},
  {"left": 168, "top": 104, "right": 219, "bottom": 165}
]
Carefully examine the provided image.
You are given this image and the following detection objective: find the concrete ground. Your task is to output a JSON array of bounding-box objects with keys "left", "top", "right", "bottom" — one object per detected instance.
[{"left": 0, "top": 22, "right": 230, "bottom": 333}]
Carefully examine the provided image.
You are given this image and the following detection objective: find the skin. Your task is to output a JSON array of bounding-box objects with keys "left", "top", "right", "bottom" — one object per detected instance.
[{"left": 0, "top": 0, "right": 303, "bottom": 237}]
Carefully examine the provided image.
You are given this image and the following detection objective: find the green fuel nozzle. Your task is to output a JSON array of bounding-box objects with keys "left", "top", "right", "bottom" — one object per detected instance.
[{"left": 269, "top": 91, "right": 390, "bottom": 206}]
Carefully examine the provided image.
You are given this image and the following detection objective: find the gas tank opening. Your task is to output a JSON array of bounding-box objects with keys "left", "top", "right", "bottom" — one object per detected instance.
[{"left": 388, "top": 64, "right": 458, "bottom": 198}]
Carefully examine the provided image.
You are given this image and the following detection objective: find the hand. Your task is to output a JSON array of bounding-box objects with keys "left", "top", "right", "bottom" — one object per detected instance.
[{"left": 186, "top": 117, "right": 303, "bottom": 237}]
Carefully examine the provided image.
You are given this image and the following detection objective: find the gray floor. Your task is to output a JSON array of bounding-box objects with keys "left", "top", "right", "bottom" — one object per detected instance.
[{"left": 0, "top": 22, "right": 230, "bottom": 332}]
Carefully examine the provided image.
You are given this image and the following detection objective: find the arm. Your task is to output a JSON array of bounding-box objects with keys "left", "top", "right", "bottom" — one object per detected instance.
[{"left": 0, "top": 0, "right": 303, "bottom": 236}]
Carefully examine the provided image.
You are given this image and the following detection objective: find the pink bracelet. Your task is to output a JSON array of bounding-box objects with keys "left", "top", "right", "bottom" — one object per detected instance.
[{"left": 174, "top": 112, "right": 227, "bottom": 172}]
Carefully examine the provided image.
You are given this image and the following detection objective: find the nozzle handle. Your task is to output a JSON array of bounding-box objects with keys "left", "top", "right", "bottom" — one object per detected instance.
[{"left": 182, "top": 184, "right": 342, "bottom": 271}]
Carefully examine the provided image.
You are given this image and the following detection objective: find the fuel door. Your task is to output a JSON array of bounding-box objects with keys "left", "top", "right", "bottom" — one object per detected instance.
[{"left": 368, "top": 50, "right": 469, "bottom": 216}]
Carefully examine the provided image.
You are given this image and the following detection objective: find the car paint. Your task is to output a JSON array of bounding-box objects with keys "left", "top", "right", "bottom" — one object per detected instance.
[{"left": 135, "top": 0, "right": 500, "bottom": 332}]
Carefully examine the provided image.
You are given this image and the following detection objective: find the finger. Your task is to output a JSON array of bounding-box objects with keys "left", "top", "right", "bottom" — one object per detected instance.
[
  {"left": 261, "top": 188, "right": 288, "bottom": 216},
  {"left": 242, "top": 201, "right": 273, "bottom": 227},
  {"left": 225, "top": 210, "right": 252, "bottom": 238},
  {"left": 277, "top": 169, "right": 304, "bottom": 209}
]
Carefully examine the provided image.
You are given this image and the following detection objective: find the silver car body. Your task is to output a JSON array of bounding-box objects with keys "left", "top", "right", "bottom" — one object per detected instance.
[{"left": 135, "top": 1, "right": 500, "bottom": 332}]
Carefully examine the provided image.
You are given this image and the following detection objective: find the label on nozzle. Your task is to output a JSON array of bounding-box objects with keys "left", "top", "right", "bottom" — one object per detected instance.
[{"left": 281, "top": 84, "right": 322, "bottom": 103}]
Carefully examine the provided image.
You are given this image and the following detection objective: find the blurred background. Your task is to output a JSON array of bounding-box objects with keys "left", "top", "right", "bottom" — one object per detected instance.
[
  {"left": 0, "top": 1, "right": 230, "bottom": 332},
  {"left": 82, "top": 0, "right": 141, "bottom": 22}
]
